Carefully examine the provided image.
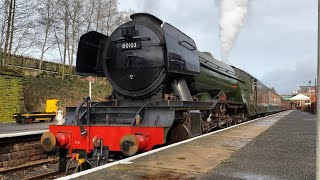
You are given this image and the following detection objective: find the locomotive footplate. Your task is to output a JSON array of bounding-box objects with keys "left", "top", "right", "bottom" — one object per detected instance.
[{"left": 64, "top": 100, "right": 222, "bottom": 127}]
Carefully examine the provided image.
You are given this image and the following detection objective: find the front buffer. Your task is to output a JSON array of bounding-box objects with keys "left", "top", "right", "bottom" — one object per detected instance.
[{"left": 40, "top": 125, "right": 165, "bottom": 171}]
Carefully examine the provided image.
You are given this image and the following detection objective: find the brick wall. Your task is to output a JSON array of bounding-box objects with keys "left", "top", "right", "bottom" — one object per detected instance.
[{"left": 0, "top": 141, "right": 48, "bottom": 168}]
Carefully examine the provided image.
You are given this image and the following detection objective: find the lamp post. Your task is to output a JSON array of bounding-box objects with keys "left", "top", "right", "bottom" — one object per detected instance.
[
  {"left": 317, "top": 0, "right": 320, "bottom": 178},
  {"left": 309, "top": 80, "right": 312, "bottom": 107},
  {"left": 85, "top": 76, "right": 97, "bottom": 100}
]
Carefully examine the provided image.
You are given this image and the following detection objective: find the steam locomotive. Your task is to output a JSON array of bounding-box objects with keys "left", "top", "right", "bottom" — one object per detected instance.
[{"left": 40, "top": 13, "right": 290, "bottom": 172}]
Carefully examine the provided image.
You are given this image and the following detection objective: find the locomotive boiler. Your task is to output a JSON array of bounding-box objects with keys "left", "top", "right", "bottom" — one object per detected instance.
[{"left": 40, "top": 13, "right": 289, "bottom": 172}]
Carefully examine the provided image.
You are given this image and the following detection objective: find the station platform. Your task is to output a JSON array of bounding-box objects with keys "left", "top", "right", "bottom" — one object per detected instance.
[
  {"left": 59, "top": 110, "right": 315, "bottom": 180},
  {"left": 200, "top": 110, "right": 315, "bottom": 180},
  {"left": 0, "top": 121, "right": 52, "bottom": 135}
]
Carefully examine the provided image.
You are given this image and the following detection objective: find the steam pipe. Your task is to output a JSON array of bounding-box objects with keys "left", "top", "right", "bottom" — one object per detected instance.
[
  {"left": 75, "top": 96, "right": 90, "bottom": 136},
  {"left": 172, "top": 79, "right": 192, "bottom": 101}
]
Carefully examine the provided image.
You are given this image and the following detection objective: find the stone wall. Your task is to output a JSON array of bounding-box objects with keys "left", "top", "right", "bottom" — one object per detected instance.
[{"left": 0, "top": 69, "right": 25, "bottom": 122}]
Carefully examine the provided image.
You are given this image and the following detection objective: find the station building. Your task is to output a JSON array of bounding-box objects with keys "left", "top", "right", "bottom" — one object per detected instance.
[{"left": 285, "top": 85, "right": 317, "bottom": 109}]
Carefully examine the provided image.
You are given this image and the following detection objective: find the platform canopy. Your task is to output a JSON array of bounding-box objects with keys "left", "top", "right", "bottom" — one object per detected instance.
[{"left": 290, "top": 94, "right": 310, "bottom": 101}]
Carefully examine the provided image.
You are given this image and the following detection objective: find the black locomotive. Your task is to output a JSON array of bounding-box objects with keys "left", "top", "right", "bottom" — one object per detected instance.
[{"left": 41, "top": 13, "right": 290, "bottom": 172}]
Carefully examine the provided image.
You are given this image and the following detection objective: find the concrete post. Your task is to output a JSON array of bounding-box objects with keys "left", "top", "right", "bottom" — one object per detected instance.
[{"left": 0, "top": 48, "right": 3, "bottom": 66}]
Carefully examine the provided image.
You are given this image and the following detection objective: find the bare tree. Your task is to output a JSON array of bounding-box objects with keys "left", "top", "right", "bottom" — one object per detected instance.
[
  {"left": 37, "top": 0, "right": 58, "bottom": 70},
  {"left": 3, "top": 0, "right": 13, "bottom": 66},
  {"left": 8, "top": 0, "right": 15, "bottom": 56},
  {"left": 49, "top": 0, "right": 70, "bottom": 79},
  {"left": 53, "top": 26, "right": 63, "bottom": 64},
  {"left": 68, "top": 0, "right": 85, "bottom": 73},
  {"left": 61, "top": 0, "right": 69, "bottom": 79},
  {"left": 94, "top": 0, "right": 118, "bottom": 36},
  {"left": 116, "top": 9, "right": 134, "bottom": 27},
  {"left": 11, "top": 1, "right": 37, "bottom": 56},
  {"left": 0, "top": 0, "right": 133, "bottom": 70},
  {"left": 85, "top": 0, "right": 132, "bottom": 36},
  {"left": 0, "top": 0, "right": 37, "bottom": 67},
  {"left": 0, "top": 1, "right": 9, "bottom": 66},
  {"left": 0, "top": 0, "right": 9, "bottom": 50},
  {"left": 84, "top": 0, "right": 95, "bottom": 32}
]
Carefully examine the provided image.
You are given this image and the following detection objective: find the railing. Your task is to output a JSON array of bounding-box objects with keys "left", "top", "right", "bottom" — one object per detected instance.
[
  {"left": 0, "top": 49, "right": 76, "bottom": 75},
  {"left": 4, "top": 53, "right": 76, "bottom": 75},
  {"left": 0, "top": 52, "right": 107, "bottom": 84}
]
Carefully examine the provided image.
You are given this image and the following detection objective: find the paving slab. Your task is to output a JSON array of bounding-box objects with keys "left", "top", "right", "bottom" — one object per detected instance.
[{"left": 200, "top": 110, "right": 315, "bottom": 180}]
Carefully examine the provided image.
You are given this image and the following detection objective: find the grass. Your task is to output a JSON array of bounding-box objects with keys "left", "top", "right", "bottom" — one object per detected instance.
[{"left": 23, "top": 76, "right": 112, "bottom": 113}]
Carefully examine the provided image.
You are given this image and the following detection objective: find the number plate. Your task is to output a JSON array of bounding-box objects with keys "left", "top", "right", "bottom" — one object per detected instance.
[{"left": 121, "top": 42, "right": 141, "bottom": 50}]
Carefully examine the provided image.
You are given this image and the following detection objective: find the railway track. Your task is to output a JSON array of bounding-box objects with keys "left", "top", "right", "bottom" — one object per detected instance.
[
  {"left": 24, "top": 157, "right": 122, "bottom": 179},
  {"left": 23, "top": 170, "right": 64, "bottom": 180},
  {"left": 22, "top": 166, "right": 77, "bottom": 180},
  {"left": 0, "top": 158, "right": 59, "bottom": 179},
  {"left": 0, "top": 157, "right": 77, "bottom": 180},
  {"left": 0, "top": 158, "right": 58, "bottom": 174},
  {"left": 0, "top": 131, "right": 120, "bottom": 179},
  {"left": 0, "top": 153, "right": 121, "bottom": 180}
]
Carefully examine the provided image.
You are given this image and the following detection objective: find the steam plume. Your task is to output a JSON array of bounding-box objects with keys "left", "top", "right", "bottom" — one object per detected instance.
[
  {"left": 142, "top": 0, "right": 161, "bottom": 17},
  {"left": 218, "top": 0, "right": 249, "bottom": 61}
]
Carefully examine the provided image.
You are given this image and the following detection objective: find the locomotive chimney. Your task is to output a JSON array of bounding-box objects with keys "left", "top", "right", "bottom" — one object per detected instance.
[{"left": 130, "top": 13, "right": 163, "bottom": 27}]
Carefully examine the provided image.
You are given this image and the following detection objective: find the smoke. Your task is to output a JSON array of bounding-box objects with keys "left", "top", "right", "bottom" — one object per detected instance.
[
  {"left": 218, "top": 0, "right": 249, "bottom": 61},
  {"left": 142, "top": 0, "right": 161, "bottom": 17}
]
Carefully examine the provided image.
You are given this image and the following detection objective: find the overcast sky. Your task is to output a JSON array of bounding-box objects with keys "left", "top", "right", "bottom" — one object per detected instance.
[{"left": 118, "top": 0, "right": 317, "bottom": 95}]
